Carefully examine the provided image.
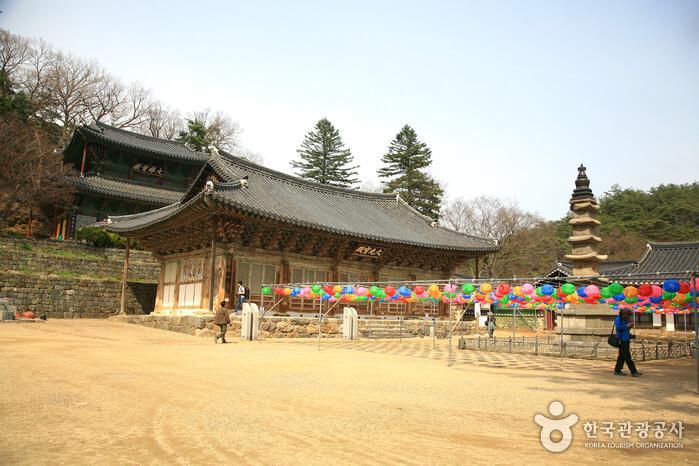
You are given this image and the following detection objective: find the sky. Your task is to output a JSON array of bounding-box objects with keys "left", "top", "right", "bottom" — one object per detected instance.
[{"left": 2, "top": 0, "right": 698, "bottom": 219}]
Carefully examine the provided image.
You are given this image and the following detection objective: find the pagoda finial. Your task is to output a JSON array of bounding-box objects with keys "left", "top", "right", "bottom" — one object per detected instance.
[{"left": 570, "top": 163, "right": 593, "bottom": 203}]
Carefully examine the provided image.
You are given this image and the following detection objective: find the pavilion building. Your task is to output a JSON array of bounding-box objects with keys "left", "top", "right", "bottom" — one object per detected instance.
[
  {"left": 54, "top": 122, "right": 207, "bottom": 239},
  {"left": 106, "top": 149, "right": 498, "bottom": 316}
]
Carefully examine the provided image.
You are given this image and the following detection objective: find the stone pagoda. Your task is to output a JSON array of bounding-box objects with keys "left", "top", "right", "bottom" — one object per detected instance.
[
  {"left": 556, "top": 164, "right": 615, "bottom": 342},
  {"left": 565, "top": 164, "right": 607, "bottom": 276}
]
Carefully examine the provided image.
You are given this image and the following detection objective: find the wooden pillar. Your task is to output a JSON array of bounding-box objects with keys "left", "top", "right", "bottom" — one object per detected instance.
[
  {"left": 208, "top": 237, "right": 216, "bottom": 312},
  {"left": 119, "top": 242, "right": 130, "bottom": 315},
  {"left": 224, "top": 254, "right": 233, "bottom": 301},
  {"left": 474, "top": 257, "right": 480, "bottom": 279},
  {"left": 79, "top": 143, "right": 87, "bottom": 177},
  {"left": 172, "top": 259, "right": 182, "bottom": 314},
  {"left": 280, "top": 259, "right": 290, "bottom": 314},
  {"left": 154, "top": 260, "right": 165, "bottom": 313}
]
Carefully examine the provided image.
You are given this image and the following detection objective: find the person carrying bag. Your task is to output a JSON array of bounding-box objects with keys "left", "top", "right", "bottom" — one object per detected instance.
[{"left": 613, "top": 309, "right": 642, "bottom": 377}]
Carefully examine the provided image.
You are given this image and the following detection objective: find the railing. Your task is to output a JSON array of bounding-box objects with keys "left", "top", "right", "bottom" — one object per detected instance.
[{"left": 458, "top": 335, "right": 695, "bottom": 361}]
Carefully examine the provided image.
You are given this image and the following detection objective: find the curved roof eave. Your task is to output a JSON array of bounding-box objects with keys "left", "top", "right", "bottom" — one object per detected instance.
[
  {"left": 76, "top": 123, "right": 209, "bottom": 164},
  {"left": 210, "top": 193, "right": 498, "bottom": 253}
]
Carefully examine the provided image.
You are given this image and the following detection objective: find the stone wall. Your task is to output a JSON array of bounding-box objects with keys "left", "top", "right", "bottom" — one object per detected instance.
[
  {"left": 0, "top": 271, "right": 156, "bottom": 318},
  {"left": 0, "top": 236, "right": 159, "bottom": 281},
  {"left": 0, "top": 237, "right": 160, "bottom": 318},
  {"left": 491, "top": 314, "right": 544, "bottom": 331},
  {"left": 110, "top": 314, "right": 476, "bottom": 339}
]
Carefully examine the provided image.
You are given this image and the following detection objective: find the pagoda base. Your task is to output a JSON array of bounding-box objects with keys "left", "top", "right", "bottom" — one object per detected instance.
[{"left": 555, "top": 304, "right": 618, "bottom": 342}]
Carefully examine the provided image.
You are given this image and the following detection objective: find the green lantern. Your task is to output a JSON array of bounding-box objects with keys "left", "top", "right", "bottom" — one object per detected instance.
[
  {"left": 462, "top": 283, "right": 475, "bottom": 294},
  {"left": 609, "top": 283, "right": 624, "bottom": 295}
]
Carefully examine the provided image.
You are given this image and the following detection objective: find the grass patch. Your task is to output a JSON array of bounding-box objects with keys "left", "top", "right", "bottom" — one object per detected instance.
[
  {"left": 39, "top": 248, "right": 105, "bottom": 261},
  {"left": 50, "top": 270, "right": 84, "bottom": 278},
  {"left": 17, "top": 241, "right": 33, "bottom": 251}
]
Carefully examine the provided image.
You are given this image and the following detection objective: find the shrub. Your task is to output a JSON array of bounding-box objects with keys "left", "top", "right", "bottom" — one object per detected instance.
[
  {"left": 76, "top": 226, "right": 137, "bottom": 249},
  {"left": 18, "top": 241, "right": 33, "bottom": 251}
]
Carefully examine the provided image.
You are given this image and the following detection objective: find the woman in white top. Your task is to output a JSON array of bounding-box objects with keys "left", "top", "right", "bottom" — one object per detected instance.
[{"left": 235, "top": 281, "right": 246, "bottom": 312}]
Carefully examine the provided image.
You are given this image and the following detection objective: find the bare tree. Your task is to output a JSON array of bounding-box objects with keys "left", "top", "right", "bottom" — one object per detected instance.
[
  {"left": 191, "top": 108, "right": 241, "bottom": 151},
  {"left": 0, "top": 29, "right": 32, "bottom": 77},
  {"left": 442, "top": 195, "right": 541, "bottom": 241},
  {"left": 110, "top": 82, "right": 152, "bottom": 129},
  {"left": 440, "top": 197, "right": 474, "bottom": 232},
  {"left": 0, "top": 116, "right": 75, "bottom": 235},
  {"left": 87, "top": 71, "right": 123, "bottom": 123},
  {"left": 17, "top": 37, "right": 53, "bottom": 106},
  {"left": 40, "top": 52, "right": 101, "bottom": 145},
  {"left": 442, "top": 196, "right": 544, "bottom": 277},
  {"left": 138, "top": 101, "right": 184, "bottom": 139}
]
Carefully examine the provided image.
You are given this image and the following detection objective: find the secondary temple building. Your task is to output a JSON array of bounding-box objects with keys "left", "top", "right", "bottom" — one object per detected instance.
[
  {"left": 55, "top": 123, "right": 207, "bottom": 239},
  {"left": 107, "top": 149, "right": 499, "bottom": 316}
]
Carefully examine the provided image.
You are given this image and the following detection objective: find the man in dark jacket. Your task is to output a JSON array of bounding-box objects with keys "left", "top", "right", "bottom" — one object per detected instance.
[
  {"left": 214, "top": 299, "right": 231, "bottom": 344},
  {"left": 614, "top": 309, "right": 641, "bottom": 377}
]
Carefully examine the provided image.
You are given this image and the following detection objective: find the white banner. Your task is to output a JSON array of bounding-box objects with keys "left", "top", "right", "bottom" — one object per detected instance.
[
  {"left": 652, "top": 313, "right": 662, "bottom": 328},
  {"left": 665, "top": 313, "right": 675, "bottom": 332}
]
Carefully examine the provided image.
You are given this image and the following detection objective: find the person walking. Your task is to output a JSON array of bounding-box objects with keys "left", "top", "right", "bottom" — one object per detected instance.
[
  {"left": 614, "top": 309, "right": 641, "bottom": 377},
  {"left": 214, "top": 299, "right": 231, "bottom": 344},
  {"left": 487, "top": 312, "right": 496, "bottom": 338},
  {"left": 235, "top": 281, "right": 247, "bottom": 312}
]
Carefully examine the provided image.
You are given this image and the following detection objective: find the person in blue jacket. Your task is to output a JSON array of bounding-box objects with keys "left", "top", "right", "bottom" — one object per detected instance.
[{"left": 614, "top": 309, "right": 641, "bottom": 377}]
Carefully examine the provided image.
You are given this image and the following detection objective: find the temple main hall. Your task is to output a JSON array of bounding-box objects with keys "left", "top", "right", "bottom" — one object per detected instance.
[{"left": 106, "top": 145, "right": 498, "bottom": 316}]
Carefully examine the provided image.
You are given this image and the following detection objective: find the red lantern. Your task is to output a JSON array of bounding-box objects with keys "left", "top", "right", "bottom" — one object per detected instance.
[
  {"left": 384, "top": 286, "right": 396, "bottom": 297},
  {"left": 679, "top": 282, "right": 690, "bottom": 294},
  {"left": 496, "top": 283, "right": 511, "bottom": 296},
  {"left": 414, "top": 285, "right": 425, "bottom": 295},
  {"left": 638, "top": 284, "right": 652, "bottom": 298}
]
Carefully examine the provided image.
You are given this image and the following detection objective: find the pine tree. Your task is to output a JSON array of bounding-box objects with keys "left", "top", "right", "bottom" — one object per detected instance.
[
  {"left": 379, "top": 125, "right": 444, "bottom": 219},
  {"left": 177, "top": 119, "right": 211, "bottom": 152},
  {"left": 292, "top": 118, "right": 358, "bottom": 188}
]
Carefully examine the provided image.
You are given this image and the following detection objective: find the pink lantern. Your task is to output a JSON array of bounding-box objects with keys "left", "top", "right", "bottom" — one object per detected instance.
[
  {"left": 651, "top": 285, "right": 663, "bottom": 298},
  {"left": 356, "top": 286, "right": 367, "bottom": 296},
  {"left": 521, "top": 283, "right": 534, "bottom": 295},
  {"left": 585, "top": 285, "right": 600, "bottom": 298},
  {"left": 444, "top": 284, "right": 457, "bottom": 294}
]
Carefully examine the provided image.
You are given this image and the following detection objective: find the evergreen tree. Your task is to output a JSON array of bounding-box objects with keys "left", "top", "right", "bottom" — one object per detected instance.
[
  {"left": 177, "top": 119, "right": 211, "bottom": 152},
  {"left": 292, "top": 118, "right": 358, "bottom": 188},
  {"left": 379, "top": 125, "right": 444, "bottom": 219}
]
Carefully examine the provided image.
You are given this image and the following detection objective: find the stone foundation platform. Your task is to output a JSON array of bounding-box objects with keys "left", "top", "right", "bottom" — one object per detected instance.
[{"left": 110, "top": 315, "right": 475, "bottom": 339}]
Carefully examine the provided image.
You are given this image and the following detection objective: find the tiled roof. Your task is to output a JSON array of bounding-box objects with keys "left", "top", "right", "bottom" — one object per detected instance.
[
  {"left": 108, "top": 152, "right": 499, "bottom": 253},
  {"left": 68, "top": 122, "right": 209, "bottom": 163},
  {"left": 545, "top": 242, "right": 698, "bottom": 284},
  {"left": 551, "top": 260, "right": 638, "bottom": 277},
  {"left": 71, "top": 176, "right": 183, "bottom": 206},
  {"left": 631, "top": 242, "right": 699, "bottom": 277}
]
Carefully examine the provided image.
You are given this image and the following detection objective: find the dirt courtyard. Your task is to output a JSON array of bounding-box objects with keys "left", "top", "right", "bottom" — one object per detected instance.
[{"left": 0, "top": 321, "right": 697, "bottom": 465}]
